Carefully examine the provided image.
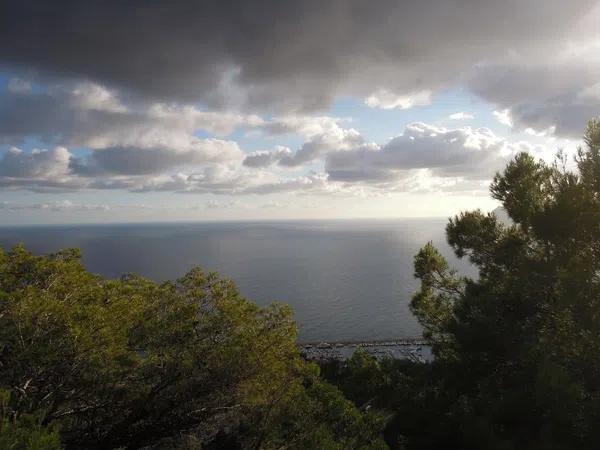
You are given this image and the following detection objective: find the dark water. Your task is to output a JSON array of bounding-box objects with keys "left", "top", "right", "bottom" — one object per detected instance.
[{"left": 0, "top": 219, "right": 473, "bottom": 341}]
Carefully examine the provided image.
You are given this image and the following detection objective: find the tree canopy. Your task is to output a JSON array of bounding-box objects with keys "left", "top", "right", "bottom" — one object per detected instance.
[
  {"left": 0, "top": 245, "right": 385, "bottom": 449},
  {"left": 404, "top": 119, "right": 600, "bottom": 449}
]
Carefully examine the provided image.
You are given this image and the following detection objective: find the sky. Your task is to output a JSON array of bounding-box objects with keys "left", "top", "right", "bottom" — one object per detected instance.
[{"left": 0, "top": 0, "right": 599, "bottom": 225}]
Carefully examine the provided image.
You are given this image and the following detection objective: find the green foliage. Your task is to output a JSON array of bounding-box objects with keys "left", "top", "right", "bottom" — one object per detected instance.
[
  {"left": 0, "top": 245, "right": 384, "bottom": 449},
  {"left": 321, "top": 350, "right": 463, "bottom": 450},
  {"left": 253, "top": 378, "right": 388, "bottom": 449},
  {"left": 0, "top": 391, "right": 61, "bottom": 450},
  {"left": 411, "top": 243, "right": 463, "bottom": 356},
  {"left": 406, "top": 118, "right": 600, "bottom": 449}
]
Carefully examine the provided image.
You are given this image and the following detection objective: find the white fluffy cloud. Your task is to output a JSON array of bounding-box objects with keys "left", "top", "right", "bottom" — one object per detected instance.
[
  {"left": 493, "top": 109, "right": 513, "bottom": 127},
  {"left": 326, "top": 122, "right": 541, "bottom": 184},
  {"left": 260, "top": 116, "right": 349, "bottom": 138},
  {"left": 449, "top": 112, "right": 474, "bottom": 120},
  {"left": 243, "top": 126, "right": 371, "bottom": 169},
  {"left": 365, "top": 90, "right": 433, "bottom": 110}
]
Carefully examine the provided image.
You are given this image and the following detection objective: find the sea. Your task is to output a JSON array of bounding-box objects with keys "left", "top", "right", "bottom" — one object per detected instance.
[{"left": 0, "top": 219, "right": 474, "bottom": 342}]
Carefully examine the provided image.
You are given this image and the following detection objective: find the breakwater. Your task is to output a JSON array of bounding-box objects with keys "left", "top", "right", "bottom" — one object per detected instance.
[{"left": 298, "top": 337, "right": 432, "bottom": 363}]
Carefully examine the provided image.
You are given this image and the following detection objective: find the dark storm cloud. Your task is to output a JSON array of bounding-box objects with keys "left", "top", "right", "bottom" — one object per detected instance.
[{"left": 0, "top": 0, "right": 594, "bottom": 112}]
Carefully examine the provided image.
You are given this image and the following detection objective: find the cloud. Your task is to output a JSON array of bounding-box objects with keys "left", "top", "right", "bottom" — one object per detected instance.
[
  {"left": 469, "top": 38, "right": 600, "bottom": 137},
  {"left": 0, "top": 143, "right": 277, "bottom": 194},
  {"left": 70, "top": 140, "right": 243, "bottom": 176},
  {"left": 244, "top": 173, "right": 337, "bottom": 195},
  {"left": 134, "top": 169, "right": 350, "bottom": 196},
  {"left": 0, "top": 83, "right": 264, "bottom": 148},
  {"left": 493, "top": 109, "right": 513, "bottom": 127},
  {"left": 0, "top": 0, "right": 594, "bottom": 113},
  {"left": 449, "top": 112, "right": 474, "bottom": 120},
  {"left": 7, "top": 78, "right": 32, "bottom": 94},
  {"left": 205, "top": 199, "right": 243, "bottom": 209},
  {"left": 243, "top": 127, "right": 370, "bottom": 168},
  {"left": 0, "top": 138, "right": 245, "bottom": 191},
  {"left": 260, "top": 116, "right": 349, "bottom": 138},
  {"left": 2, "top": 0, "right": 597, "bottom": 209},
  {"left": 243, "top": 146, "right": 292, "bottom": 168},
  {"left": 325, "top": 122, "right": 539, "bottom": 184},
  {"left": 0, "top": 147, "right": 83, "bottom": 192},
  {"left": 132, "top": 164, "right": 279, "bottom": 194},
  {"left": 242, "top": 121, "right": 539, "bottom": 193},
  {"left": 0, "top": 199, "right": 109, "bottom": 212},
  {"left": 365, "top": 90, "right": 432, "bottom": 110},
  {"left": 524, "top": 126, "right": 556, "bottom": 137},
  {"left": 0, "top": 84, "right": 360, "bottom": 180},
  {"left": 260, "top": 200, "right": 286, "bottom": 208},
  {"left": 0, "top": 117, "right": 549, "bottom": 197},
  {"left": 0, "top": 146, "right": 70, "bottom": 178}
]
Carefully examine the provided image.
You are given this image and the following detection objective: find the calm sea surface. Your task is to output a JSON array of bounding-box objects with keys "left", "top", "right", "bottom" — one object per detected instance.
[{"left": 0, "top": 219, "right": 473, "bottom": 342}]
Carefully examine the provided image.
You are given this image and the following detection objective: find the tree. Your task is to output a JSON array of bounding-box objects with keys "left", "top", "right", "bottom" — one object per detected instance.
[
  {"left": 409, "top": 119, "right": 600, "bottom": 449},
  {"left": 0, "top": 245, "right": 386, "bottom": 449},
  {"left": 0, "top": 390, "right": 61, "bottom": 450}
]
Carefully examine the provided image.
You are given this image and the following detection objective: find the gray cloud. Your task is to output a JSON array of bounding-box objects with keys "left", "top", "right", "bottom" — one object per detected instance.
[
  {"left": 71, "top": 140, "right": 242, "bottom": 176},
  {"left": 0, "top": 83, "right": 261, "bottom": 147},
  {"left": 243, "top": 146, "right": 292, "bottom": 168},
  {"left": 280, "top": 129, "right": 367, "bottom": 167},
  {"left": 0, "top": 0, "right": 594, "bottom": 113},
  {"left": 0, "top": 146, "right": 86, "bottom": 192},
  {"left": 0, "top": 146, "right": 70, "bottom": 178},
  {"left": 468, "top": 42, "right": 600, "bottom": 137}
]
